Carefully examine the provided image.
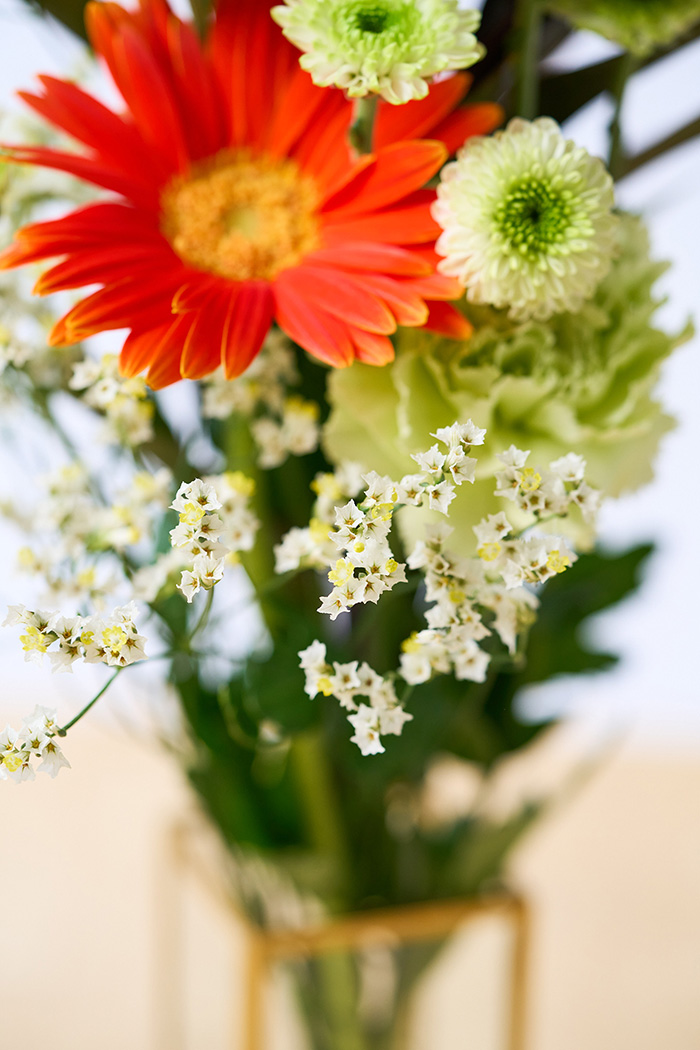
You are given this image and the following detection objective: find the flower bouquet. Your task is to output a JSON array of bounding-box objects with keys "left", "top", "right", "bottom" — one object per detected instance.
[{"left": 0, "top": 0, "right": 695, "bottom": 1044}]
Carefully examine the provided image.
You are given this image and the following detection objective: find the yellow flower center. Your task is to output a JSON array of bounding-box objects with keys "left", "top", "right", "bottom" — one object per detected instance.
[
  {"left": 519, "top": 468, "right": 542, "bottom": 493},
  {"left": 20, "top": 626, "right": 48, "bottom": 653},
  {"left": 160, "top": 151, "right": 320, "bottom": 282},
  {"left": 478, "top": 541, "right": 502, "bottom": 562},
  {"left": 180, "top": 501, "right": 207, "bottom": 526},
  {"left": 3, "top": 751, "right": 24, "bottom": 772},
  {"left": 101, "top": 625, "right": 128, "bottom": 655},
  {"left": 546, "top": 551, "right": 571, "bottom": 574}
]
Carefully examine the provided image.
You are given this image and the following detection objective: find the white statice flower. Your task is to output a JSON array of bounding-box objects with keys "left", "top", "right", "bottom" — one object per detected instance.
[
  {"left": 299, "top": 642, "right": 412, "bottom": 754},
  {"left": 202, "top": 334, "right": 320, "bottom": 468},
  {"left": 82, "top": 605, "right": 147, "bottom": 667},
  {"left": 271, "top": 0, "right": 484, "bottom": 104},
  {"left": 170, "top": 475, "right": 258, "bottom": 602},
  {"left": 492, "top": 446, "right": 599, "bottom": 522},
  {"left": 348, "top": 705, "right": 385, "bottom": 756},
  {"left": 309, "top": 422, "right": 486, "bottom": 620},
  {"left": 4, "top": 602, "right": 148, "bottom": 671},
  {"left": 569, "top": 481, "right": 602, "bottom": 523},
  {"left": 549, "top": 453, "right": 586, "bottom": 484},
  {"left": 171, "top": 479, "right": 221, "bottom": 516},
  {"left": 69, "top": 353, "right": 154, "bottom": 447},
  {"left": 433, "top": 118, "right": 619, "bottom": 321},
  {"left": 432, "top": 421, "right": 486, "bottom": 449},
  {"left": 0, "top": 707, "right": 69, "bottom": 783},
  {"left": 412, "top": 446, "right": 446, "bottom": 475},
  {"left": 291, "top": 426, "right": 600, "bottom": 753},
  {"left": 500, "top": 535, "right": 577, "bottom": 590},
  {"left": 131, "top": 550, "right": 188, "bottom": 602},
  {"left": 274, "top": 464, "right": 367, "bottom": 574}
]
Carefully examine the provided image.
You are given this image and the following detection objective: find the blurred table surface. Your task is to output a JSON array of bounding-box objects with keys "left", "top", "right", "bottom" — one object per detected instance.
[{"left": 1, "top": 727, "right": 699, "bottom": 1050}]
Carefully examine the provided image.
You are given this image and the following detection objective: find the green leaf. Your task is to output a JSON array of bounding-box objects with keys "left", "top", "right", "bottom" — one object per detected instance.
[
  {"left": 522, "top": 542, "right": 654, "bottom": 683},
  {"left": 437, "top": 804, "right": 542, "bottom": 896},
  {"left": 20, "top": 0, "right": 89, "bottom": 41}
]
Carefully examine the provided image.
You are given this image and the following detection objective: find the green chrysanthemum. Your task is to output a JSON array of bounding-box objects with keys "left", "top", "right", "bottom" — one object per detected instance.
[
  {"left": 324, "top": 214, "right": 690, "bottom": 548},
  {"left": 546, "top": 0, "right": 700, "bottom": 57},
  {"left": 433, "top": 117, "right": 619, "bottom": 321},
  {"left": 270, "top": 0, "right": 484, "bottom": 103}
]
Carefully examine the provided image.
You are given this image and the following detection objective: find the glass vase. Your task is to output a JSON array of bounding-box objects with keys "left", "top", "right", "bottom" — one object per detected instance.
[{"left": 156, "top": 816, "right": 531, "bottom": 1050}]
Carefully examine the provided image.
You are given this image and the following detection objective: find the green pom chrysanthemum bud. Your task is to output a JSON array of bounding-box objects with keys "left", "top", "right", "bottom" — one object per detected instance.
[
  {"left": 546, "top": 0, "right": 700, "bottom": 57},
  {"left": 271, "top": 0, "right": 484, "bottom": 104},
  {"left": 433, "top": 117, "right": 619, "bottom": 322}
]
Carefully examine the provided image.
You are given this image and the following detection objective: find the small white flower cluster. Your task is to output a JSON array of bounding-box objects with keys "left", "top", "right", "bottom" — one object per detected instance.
[
  {"left": 274, "top": 462, "right": 366, "bottom": 574},
  {"left": 400, "top": 522, "right": 538, "bottom": 685},
  {"left": 202, "top": 335, "right": 320, "bottom": 468},
  {"left": 295, "top": 423, "right": 601, "bottom": 753},
  {"left": 10, "top": 465, "right": 173, "bottom": 608},
  {"left": 0, "top": 707, "right": 70, "bottom": 782},
  {"left": 70, "top": 353, "right": 155, "bottom": 447},
  {"left": 0, "top": 322, "right": 32, "bottom": 374},
  {"left": 169, "top": 474, "right": 259, "bottom": 602},
  {"left": 299, "top": 641, "right": 413, "bottom": 756},
  {"left": 315, "top": 421, "right": 484, "bottom": 620},
  {"left": 493, "top": 448, "right": 601, "bottom": 524},
  {"left": 3, "top": 602, "right": 147, "bottom": 672}
]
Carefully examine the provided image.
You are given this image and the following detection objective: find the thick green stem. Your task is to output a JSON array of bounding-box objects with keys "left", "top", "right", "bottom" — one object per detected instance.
[
  {"left": 288, "top": 730, "right": 352, "bottom": 893},
  {"left": 349, "top": 96, "right": 379, "bottom": 155},
  {"left": 515, "top": 0, "right": 542, "bottom": 119},
  {"left": 608, "top": 52, "right": 637, "bottom": 180}
]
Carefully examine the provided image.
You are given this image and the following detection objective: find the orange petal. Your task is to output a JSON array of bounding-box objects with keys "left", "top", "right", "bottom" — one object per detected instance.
[
  {"left": 424, "top": 301, "right": 473, "bottom": 339},
  {"left": 322, "top": 191, "right": 440, "bottom": 245},
  {"left": 374, "top": 73, "right": 471, "bottom": 148},
  {"left": 0, "top": 144, "right": 157, "bottom": 206},
  {"left": 348, "top": 327, "right": 395, "bottom": 366},
  {"left": 34, "top": 245, "right": 173, "bottom": 295},
  {"left": 322, "top": 141, "right": 447, "bottom": 218},
  {"left": 120, "top": 321, "right": 175, "bottom": 377},
  {"left": 221, "top": 282, "right": 274, "bottom": 378},
  {"left": 401, "top": 272, "right": 464, "bottom": 300},
  {"left": 273, "top": 282, "right": 354, "bottom": 367},
  {"left": 430, "top": 102, "right": 504, "bottom": 156},
  {"left": 280, "top": 267, "right": 396, "bottom": 335},
  {"left": 304, "top": 241, "right": 432, "bottom": 277},
  {"left": 352, "top": 274, "right": 429, "bottom": 328}
]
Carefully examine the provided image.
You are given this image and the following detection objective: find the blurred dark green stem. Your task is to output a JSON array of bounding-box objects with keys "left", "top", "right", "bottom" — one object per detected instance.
[
  {"left": 289, "top": 730, "right": 352, "bottom": 889},
  {"left": 515, "top": 0, "right": 542, "bottom": 118},
  {"left": 349, "top": 97, "right": 379, "bottom": 155},
  {"left": 608, "top": 52, "right": 637, "bottom": 179}
]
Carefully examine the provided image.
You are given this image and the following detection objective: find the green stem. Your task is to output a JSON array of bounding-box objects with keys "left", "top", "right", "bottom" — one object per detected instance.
[
  {"left": 608, "top": 52, "right": 637, "bottom": 180},
  {"left": 512, "top": 511, "right": 564, "bottom": 539},
  {"left": 349, "top": 96, "right": 379, "bottom": 155},
  {"left": 515, "top": 0, "right": 542, "bottom": 119},
  {"left": 621, "top": 114, "right": 700, "bottom": 176},
  {"left": 57, "top": 668, "right": 122, "bottom": 735},
  {"left": 188, "top": 587, "right": 215, "bottom": 645},
  {"left": 288, "top": 730, "right": 352, "bottom": 895}
]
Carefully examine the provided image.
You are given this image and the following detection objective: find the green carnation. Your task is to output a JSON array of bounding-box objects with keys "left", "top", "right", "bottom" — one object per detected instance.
[
  {"left": 324, "top": 213, "right": 690, "bottom": 547},
  {"left": 546, "top": 0, "right": 700, "bottom": 56}
]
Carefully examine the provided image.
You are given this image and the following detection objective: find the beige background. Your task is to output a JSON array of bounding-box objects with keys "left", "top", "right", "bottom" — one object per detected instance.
[{"left": 1, "top": 724, "right": 700, "bottom": 1049}]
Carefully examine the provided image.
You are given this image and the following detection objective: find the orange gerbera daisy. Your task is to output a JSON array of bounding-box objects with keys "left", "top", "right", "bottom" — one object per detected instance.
[{"left": 0, "top": 0, "right": 502, "bottom": 388}]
